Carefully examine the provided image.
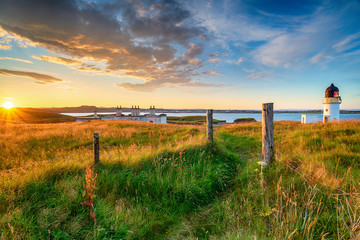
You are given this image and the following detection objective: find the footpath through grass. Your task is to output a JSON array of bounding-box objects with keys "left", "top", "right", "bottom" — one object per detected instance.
[{"left": 173, "top": 121, "right": 360, "bottom": 239}]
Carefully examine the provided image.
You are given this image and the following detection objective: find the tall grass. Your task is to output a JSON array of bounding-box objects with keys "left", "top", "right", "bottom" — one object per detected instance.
[
  {"left": 174, "top": 120, "right": 360, "bottom": 239},
  {"left": 0, "top": 120, "right": 203, "bottom": 169},
  {"left": 1, "top": 120, "right": 359, "bottom": 239},
  {"left": 0, "top": 120, "right": 239, "bottom": 239}
]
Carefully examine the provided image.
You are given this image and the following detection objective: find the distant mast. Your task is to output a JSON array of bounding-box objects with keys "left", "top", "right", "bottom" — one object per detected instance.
[{"left": 323, "top": 83, "right": 341, "bottom": 123}]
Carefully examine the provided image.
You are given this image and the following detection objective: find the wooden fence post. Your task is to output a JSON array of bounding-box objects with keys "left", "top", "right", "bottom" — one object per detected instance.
[
  {"left": 262, "top": 103, "right": 274, "bottom": 165},
  {"left": 94, "top": 133, "right": 99, "bottom": 165},
  {"left": 207, "top": 109, "right": 213, "bottom": 144}
]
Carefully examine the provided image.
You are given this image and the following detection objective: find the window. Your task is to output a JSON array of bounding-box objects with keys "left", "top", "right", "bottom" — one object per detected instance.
[{"left": 326, "top": 109, "right": 328, "bottom": 112}]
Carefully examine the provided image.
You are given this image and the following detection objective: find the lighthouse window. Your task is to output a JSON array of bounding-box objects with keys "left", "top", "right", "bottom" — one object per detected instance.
[
  {"left": 334, "top": 91, "right": 339, "bottom": 97},
  {"left": 326, "top": 109, "right": 328, "bottom": 112}
]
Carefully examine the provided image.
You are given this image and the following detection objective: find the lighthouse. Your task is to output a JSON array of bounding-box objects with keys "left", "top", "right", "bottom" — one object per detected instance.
[{"left": 323, "top": 83, "right": 341, "bottom": 123}]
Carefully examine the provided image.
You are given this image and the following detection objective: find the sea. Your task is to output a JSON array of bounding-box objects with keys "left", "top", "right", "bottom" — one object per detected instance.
[{"left": 61, "top": 112, "right": 360, "bottom": 123}]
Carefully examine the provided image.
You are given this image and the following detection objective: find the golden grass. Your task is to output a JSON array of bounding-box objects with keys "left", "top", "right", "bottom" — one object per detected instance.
[
  {"left": 220, "top": 120, "right": 360, "bottom": 192},
  {"left": 0, "top": 120, "right": 206, "bottom": 190}
]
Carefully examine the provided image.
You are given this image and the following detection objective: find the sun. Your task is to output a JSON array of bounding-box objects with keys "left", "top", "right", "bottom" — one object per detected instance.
[{"left": 3, "top": 101, "right": 14, "bottom": 109}]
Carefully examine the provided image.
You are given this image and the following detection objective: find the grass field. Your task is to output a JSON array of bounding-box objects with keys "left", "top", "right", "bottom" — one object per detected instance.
[{"left": 1, "top": 119, "right": 359, "bottom": 239}]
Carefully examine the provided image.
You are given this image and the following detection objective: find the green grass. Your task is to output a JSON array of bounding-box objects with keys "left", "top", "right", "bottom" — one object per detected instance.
[
  {"left": 233, "top": 117, "right": 257, "bottom": 123},
  {"left": 1, "top": 120, "right": 360, "bottom": 239},
  {"left": 172, "top": 121, "right": 360, "bottom": 239},
  {"left": 0, "top": 120, "right": 237, "bottom": 239}
]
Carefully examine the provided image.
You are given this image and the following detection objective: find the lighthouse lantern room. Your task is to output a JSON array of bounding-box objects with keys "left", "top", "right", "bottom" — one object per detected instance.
[{"left": 322, "top": 83, "right": 341, "bottom": 123}]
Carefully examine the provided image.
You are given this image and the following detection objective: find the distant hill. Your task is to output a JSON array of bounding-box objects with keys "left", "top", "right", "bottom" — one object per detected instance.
[{"left": 0, "top": 108, "right": 76, "bottom": 123}]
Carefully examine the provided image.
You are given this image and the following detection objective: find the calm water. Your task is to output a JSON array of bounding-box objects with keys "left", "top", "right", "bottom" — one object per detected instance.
[{"left": 62, "top": 112, "right": 360, "bottom": 123}]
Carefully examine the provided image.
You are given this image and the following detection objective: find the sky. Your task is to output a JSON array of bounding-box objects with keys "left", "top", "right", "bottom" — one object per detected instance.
[{"left": 0, "top": 0, "right": 360, "bottom": 110}]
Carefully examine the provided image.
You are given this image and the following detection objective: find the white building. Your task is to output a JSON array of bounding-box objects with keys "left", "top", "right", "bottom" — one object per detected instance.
[
  {"left": 77, "top": 106, "right": 167, "bottom": 123},
  {"left": 322, "top": 83, "right": 341, "bottom": 123},
  {"left": 301, "top": 114, "right": 319, "bottom": 124}
]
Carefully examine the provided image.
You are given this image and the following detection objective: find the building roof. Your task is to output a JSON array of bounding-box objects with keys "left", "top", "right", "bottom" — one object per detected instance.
[{"left": 325, "top": 83, "right": 339, "bottom": 98}]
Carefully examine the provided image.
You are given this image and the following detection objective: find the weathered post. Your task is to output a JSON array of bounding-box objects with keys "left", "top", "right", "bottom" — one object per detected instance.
[
  {"left": 94, "top": 133, "right": 99, "bottom": 165},
  {"left": 262, "top": 103, "right": 274, "bottom": 165},
  {"left": 207, "top": 109, "right": 213, "bottom": 144}
]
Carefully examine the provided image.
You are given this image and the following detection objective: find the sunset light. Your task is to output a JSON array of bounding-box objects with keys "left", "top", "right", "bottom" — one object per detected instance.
[
  {"left": 1, "top": 0, "right": 360, "bottom": 109},
  {"left": 2, "top": 101, "right": 14, "bottom": 109},
  {"left": 0, "top": 1, "right": 360, "bottom": 239}
]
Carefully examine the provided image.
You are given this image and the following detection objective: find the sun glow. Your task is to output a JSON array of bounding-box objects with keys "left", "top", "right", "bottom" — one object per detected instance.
[{"left": 3, "top": 101, "right": 14, "bottom": 109}]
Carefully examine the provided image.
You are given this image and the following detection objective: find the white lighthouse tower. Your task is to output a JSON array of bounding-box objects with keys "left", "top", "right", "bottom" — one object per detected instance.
[{"left": 323, "top": 83, "right": 341, "bottom": 123}]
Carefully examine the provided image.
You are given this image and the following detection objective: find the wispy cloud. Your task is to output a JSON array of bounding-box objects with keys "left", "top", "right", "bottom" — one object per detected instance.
[
  {"left": 254, "top": 1, "right": 360, "bottom": 69},
  {"left": 189, "top": 0, "right": 282, "bottom": 47},
  {"left": 207, "top": 51, "right": 228, "bottom": 63},
  {"left": 310, "top": 52, "right": 333, "bottom": 64},
  {"left": 332, "top": 33, "right": 360, "bottom": 53},
  {"left": 247, "top": 72, "right": 266, "bottom": 79},
  {"left": 179, "top": 81, "right": 224, "bottom": 88},
  {"left": 242, "top": 68, "right": 256, "bottom": 73},
  {"left": 204, "top": 70, "right": 222, "bottom": 76},
  {"left": 236, "top": 57, "right": 243, "bottom": 65},
  {"left": 33, "top": 55, "right": 82, "bottom": 66},
  {"left": 75, "top": 65, "right": 106, "bottom": 73},
  {"left": 0, "top": 68, "right": 63, "bottom": 84},
  {"left": 208, "top": 58, "right": 220, "bottom": 63},
  {"left": 0, "top": 57, "right": 32, "bottom": 63}
]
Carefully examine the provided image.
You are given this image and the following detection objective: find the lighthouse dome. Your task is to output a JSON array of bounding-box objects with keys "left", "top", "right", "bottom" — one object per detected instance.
[{"left": 325, "top": 83, "right": 339, "bottom": 98}]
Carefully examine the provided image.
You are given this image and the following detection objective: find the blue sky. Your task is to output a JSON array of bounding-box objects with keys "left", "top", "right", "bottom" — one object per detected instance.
[{"left": 0, "top": 0, "right": 359, "bottom": 109}]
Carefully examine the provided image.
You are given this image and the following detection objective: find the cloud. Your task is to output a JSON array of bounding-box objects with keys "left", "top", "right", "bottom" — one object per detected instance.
[
  {"left": 0, "top": 68, "right": 63, "bottom": 84},
  {"left": 33, "top": 55, "right": 82, "bottom": 66},
  {"left": 332, "top": 33, "right": 360, "bottom": 53},
  {"left": 254, "top": 1, "right": 360, "bottom": 68},
  {"left": 204, "top": 69, "right": 221, "bottom": 76},
  {"left": 0, "top": 44, "right": 11, "bottom": 49},
  {"left": 115, "top": 81, "right": 163, "bottom": 92},
  {"left": 247, "top": 72, "right": 266, "bottom": 79},
  {"left": 188, "top": 0, "right": 282, "bottom": 47},
  {"left": 208, "top": 51, "right": 228, "bottom": 63},
  {"left": 75, "top": 64, "right": 106, "bottom": 73},
  {"left": 0, "top": 57, "right": 32, "bottom": 63},
  {"left": 310, "top": 52, "right": 333, "bottom": 64},
  {"left": 236, "top": 57, "right": 243, "bottom": 65},
  {"left": 0, "top": 0, "right": 208, "bottom": 91},
  {"left": 0, "top": 26, "right": 36, "bottom": 49},
  {"left": 208, "top": 58, "right": 220, "bottom": 63},
  {"left": 180, "top": 81, "right": 224, "bottom": 88},
  {"left": 242, "top": 68, "right": 256, "bottom": 73},
  {"left": 33, "top": 55, "right": 112, "bottom": 74}
]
